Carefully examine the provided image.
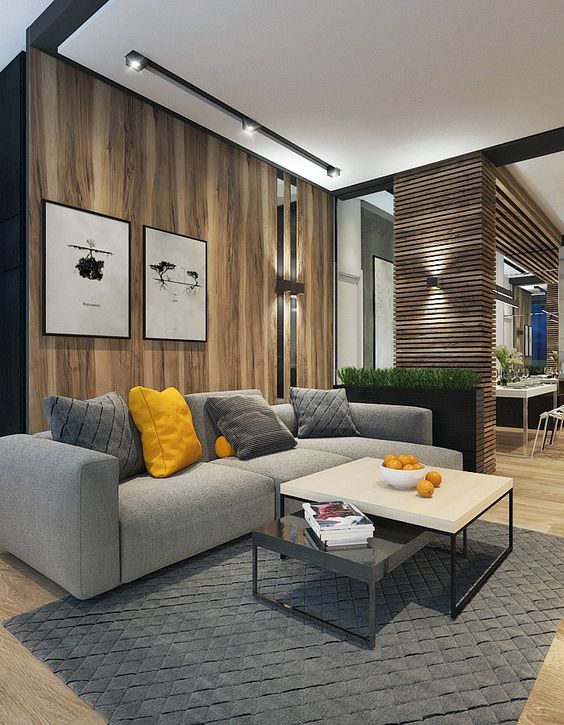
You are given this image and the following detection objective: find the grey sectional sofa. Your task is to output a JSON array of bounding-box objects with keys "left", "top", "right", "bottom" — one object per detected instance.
[{"left": 0, "top": 389, "right": 462, "bottom": 600}]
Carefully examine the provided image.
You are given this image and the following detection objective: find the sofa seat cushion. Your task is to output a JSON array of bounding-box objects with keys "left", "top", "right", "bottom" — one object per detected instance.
[
  {"left": 119, "top": 463, "right": 274, "bottom": 583},
  {"left": 211, "top": 448, "right": 351, "bottom": 484},
  {"left": 297, "top": 437, "right": 464, "bottom": 471}
]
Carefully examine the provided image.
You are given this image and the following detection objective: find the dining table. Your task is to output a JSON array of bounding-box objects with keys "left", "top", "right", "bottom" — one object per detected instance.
[{"left": 495, "top": 380, "right": 559, "bottom": 456}]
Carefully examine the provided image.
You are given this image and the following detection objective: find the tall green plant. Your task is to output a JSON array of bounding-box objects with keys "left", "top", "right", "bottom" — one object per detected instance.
[{"left": 336, "top": 367, "right": 481, "bottom": 390}]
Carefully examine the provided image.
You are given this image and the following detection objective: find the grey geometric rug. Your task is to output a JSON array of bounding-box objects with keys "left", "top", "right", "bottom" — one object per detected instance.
[{"left": 5, "top": 522, "right": 564, "bottom": 725}]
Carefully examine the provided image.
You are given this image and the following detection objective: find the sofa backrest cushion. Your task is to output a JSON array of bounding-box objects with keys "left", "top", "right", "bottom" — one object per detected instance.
[
  {"left": 184, "top": 389, "right": 263, "bottom": 461},
  {"left": 271, "top": 403, "right": 297, "bottom": 436}
]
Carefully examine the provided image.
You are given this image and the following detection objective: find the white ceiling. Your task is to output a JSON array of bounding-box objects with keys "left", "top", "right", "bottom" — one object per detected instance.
[
  {"left": 58, "top": 0, "right": 564, "bottom": 195},
  {"left": 506, "top": 153, "right": 564, "bottom": 233},
  {"left": 0, "top": 0, "right": 52, "bottom": 72}
]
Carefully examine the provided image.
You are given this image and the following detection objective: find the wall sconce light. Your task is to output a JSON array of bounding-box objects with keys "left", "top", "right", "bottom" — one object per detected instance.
[
  {"left": 276, "top": 279, "right": 305, "bottom": 295},
  {"left": 426, "top": 276, "right": 440, "bottom": 289}
]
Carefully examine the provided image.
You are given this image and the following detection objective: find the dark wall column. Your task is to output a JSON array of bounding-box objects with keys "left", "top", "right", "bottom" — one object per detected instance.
[{"left": 0, "top": 53, "right": 26, "bottom": 435}]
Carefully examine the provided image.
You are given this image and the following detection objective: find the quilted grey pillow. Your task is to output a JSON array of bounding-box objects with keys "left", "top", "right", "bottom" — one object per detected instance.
[
  {"left": 290, "top": 387, "right": 360, "bottom": 439},
  {"left": 205, "top": 395, "right": 296, "bottom": 460},
  {"left": 43, "top": 392, "right": 145, "bottom": 480}
]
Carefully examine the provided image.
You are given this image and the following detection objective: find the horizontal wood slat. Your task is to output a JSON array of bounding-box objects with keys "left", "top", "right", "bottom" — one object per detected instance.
[
  {"left": 394, "top": 152, "right": 496, "bottom": 474},
  {"left": 495, "top": 167, "right": 560, "bottom": 286}
]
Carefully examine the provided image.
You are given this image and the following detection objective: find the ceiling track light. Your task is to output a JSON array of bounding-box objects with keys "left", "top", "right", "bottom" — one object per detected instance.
[
  {"left": 125, "top": 51, "right": 148, "bottom": 71},
  {"left": 124, "top": 50, "right": 341, "bottom": 178},
  {"left": 242, "top": 117, "right": 260, "bottom": 134}
]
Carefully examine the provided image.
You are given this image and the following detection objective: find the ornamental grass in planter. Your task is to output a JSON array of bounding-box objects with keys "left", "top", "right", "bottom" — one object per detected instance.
[{"left": 336, "top": 367, "right": 483, "bottom": 472}]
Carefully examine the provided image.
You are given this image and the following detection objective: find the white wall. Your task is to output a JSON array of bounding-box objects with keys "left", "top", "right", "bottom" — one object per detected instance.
[{"left": 336, "top": 199, "right": 363, "bottom": 370}]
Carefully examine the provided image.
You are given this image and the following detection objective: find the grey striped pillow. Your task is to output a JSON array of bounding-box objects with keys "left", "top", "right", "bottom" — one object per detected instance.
[
  {"left": 205, "top": 395, "right": 296, "bottom": 460},
  {"left": 43, "top": 392, "right": 145, "bottom": 480},
  {"left": 290, "top": 387, "right": 359, "bottom": 438}
]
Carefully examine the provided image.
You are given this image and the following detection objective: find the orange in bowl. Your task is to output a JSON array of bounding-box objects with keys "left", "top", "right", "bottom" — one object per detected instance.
[
  {"left": 383, "top": 454, "right": 398, "bottom": 466},
  {"left": 387, "top": 459, "right": 403, "bottom": 470}
]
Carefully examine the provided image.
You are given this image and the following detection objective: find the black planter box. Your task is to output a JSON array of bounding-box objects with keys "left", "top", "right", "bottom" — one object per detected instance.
[{"left": 339, "top": 385, "right": 483, "bottom": 472}]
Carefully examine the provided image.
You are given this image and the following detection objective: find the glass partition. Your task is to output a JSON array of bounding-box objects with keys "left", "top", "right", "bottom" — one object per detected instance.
[{"left": 336, "top": 191, "right": 394, "bottom": 374}]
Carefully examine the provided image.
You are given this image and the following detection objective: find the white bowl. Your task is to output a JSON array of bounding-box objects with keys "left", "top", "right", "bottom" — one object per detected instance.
[{"left": 379, "top": 463, "right": 428, "bottom": 490}]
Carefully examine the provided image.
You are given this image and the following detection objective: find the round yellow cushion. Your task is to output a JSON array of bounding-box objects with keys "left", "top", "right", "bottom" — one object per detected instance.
[
  {"left": 215, "top": 436, "right": 235, "bottom": 458},
  {"left": 128, "top": 386, "right": 202, "bottom": 477}
]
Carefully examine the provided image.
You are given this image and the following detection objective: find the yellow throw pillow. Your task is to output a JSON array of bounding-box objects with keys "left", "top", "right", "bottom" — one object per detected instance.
[
  {"left": 128, "top": 386, "right": 202, "bottom": 478},
  {"left": 215, "top": 435, "right": 235, "bottom": 458}
]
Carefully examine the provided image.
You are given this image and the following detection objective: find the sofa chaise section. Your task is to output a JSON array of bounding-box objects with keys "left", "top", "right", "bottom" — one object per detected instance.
[{"left": 119, "top": 463, "right": 274, "bottom": 583}]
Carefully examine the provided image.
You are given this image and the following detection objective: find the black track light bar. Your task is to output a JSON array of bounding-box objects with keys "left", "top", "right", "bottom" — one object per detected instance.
[{"left": 124, "top": 50, "right": 340, "bottom": 178}]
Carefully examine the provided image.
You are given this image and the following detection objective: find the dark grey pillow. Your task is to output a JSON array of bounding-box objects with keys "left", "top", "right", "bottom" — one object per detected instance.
[
  {"left": 205, "top": 395, "right": 296, "bottom": 460},
  {"left": 290, "top": 387, "right": 360, "bottom": 438},
  {"left": 43, "top": 392, "right": 145, "bottom": 480}
]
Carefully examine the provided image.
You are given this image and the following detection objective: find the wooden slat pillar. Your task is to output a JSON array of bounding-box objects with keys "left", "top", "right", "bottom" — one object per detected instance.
[
  {"left": 394, "top": 152, "right": 496, "bottom": 474},
  {"left": 547, "top": 283, "right": 559, "bottom": 371}
]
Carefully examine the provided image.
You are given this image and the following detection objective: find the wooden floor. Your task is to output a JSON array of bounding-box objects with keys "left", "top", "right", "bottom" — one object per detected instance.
[{"left": 0, "top": 428, "right": 563, "bottom": 724}]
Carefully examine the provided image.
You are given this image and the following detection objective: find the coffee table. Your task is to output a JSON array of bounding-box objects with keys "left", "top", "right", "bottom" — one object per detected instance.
[
  {"left": 252, "top": 457, "right": 513, "bottom": 646},
  {"left": 253, "top": 515, "right": 433, "bottom": 647}
]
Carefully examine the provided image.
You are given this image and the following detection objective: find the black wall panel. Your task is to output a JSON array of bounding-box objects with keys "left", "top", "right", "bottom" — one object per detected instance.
[{"left": 0, "top": 53, "right": 26, "bottom": 435}]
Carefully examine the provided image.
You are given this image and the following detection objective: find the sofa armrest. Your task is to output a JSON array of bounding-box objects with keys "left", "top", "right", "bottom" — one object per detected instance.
[
  {"left": 0, "top": 434, "right": 120, "bottom": 599},
  {"left": 350, "top": 402, "right": 433, "bottom": 446}
]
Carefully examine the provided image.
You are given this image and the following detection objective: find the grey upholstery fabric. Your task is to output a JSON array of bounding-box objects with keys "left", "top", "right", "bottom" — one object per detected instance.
[
  {"left": 350, "top": 402, "right": 433, "bottom": 446},
  {"left": 271, "top": 403, "right": 297, "bottom": 435},
  {"left": 33, "top": 430, "right": 53, "bottom": 440},
  {"left": 44, "top": 392, "right": 145, "bottom": 480},
  {"left": 119, "top": 463, "right": 274, "bottom": 583},
  {"left": 0, "top": 435, "right": 120, "bottom": 599},
  {"left": 185, "top": 389, "right": 263, "bottom": 462},
  {"left": 211, "top": 448, "right": 351, "bottom": 484},
  {"left": 297, "top": 437, "right": 463, "bottom": 470},
  {"left": 290, "top": 387, "right": 359, "bottom": 438},
  {"left": 206, "top": 396, "right": 296, "bottom": 460}
]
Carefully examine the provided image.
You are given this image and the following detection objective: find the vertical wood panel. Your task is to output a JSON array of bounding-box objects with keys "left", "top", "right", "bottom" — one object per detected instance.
[
  {"left": 297, "top": 182, "right": 334, "bottom": 389},
  {"left": 394, "top": 153, "right": 497, "bottom": 473},
  {"left": 28, "top": 50, "right": 332, "bottom": 431}
]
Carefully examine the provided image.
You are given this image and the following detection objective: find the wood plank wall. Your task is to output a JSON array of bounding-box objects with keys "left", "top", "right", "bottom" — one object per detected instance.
[
  {"left": 495, "top": 166, "right": 560, "bottom": 285},
  {"left": 394, "top": 152, "right": 497, "bottom": 473},
  {"left": 297, "top": 182, "right": 334, "bottom": 389},
  {"left": 28, "top": 50, "right": 334, "bottom": 431},
  {"left": 547, "top": 283, "right": 559, "bottom": 371}
]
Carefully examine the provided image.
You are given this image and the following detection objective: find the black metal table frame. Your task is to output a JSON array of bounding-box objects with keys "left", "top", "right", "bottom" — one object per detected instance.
[{"left": 252, "top": 488, "right": 513, "bottom": 647}]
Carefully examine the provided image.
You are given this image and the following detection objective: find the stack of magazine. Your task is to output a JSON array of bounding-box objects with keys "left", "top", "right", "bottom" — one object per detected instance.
[{"left": 302, "top": 501, "right": 374, "bottom": 550}]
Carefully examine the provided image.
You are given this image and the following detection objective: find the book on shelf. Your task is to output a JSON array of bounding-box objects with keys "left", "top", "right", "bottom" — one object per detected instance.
[
  {"left": 302, "top": 501, "right": 374, "bottom": 540},
  {"left": 304, "top": 528, "right": 370, "bottom": 552}
]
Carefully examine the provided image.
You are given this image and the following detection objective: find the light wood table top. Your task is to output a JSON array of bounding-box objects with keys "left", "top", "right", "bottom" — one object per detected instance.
[{"left": 281, "top": 457, "right": 513, "bottom": 534}]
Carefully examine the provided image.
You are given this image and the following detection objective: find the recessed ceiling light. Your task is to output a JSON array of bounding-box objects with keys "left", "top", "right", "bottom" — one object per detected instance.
[
  {"left": 242, "top": 117, "right": 260, "bottom": 134},
  {"left": 125, "top": 51, "right": 148, "bottom": 71},
  {"left": 327, "top": 166, "right": 341, "bottom": 178}
]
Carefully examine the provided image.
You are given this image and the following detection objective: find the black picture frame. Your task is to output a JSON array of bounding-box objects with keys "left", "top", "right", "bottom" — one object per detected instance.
[
  {"left": 42, "top": 199, "right": 131, "bottom": 339},
  {"left": 143, "top": 225, "right": 208, "bottom": 342}
]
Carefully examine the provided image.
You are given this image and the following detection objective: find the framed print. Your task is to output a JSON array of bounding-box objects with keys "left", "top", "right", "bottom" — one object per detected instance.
[
  {"left": 43, "top": 200, "right": 130, "bottom": 338},
  {"left": 143, "top": 226, "right": 207, "bottom": 342}
]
